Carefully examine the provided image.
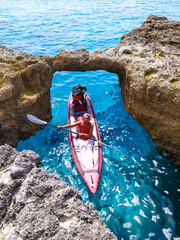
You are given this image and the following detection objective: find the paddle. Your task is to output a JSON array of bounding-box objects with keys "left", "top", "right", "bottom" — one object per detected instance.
[{"left": 26, "top": 114, "right": 111, "bottom": 148}]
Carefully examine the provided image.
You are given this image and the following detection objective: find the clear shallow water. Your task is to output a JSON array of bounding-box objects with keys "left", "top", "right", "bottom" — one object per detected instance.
[
  {"left": 1, "top": 0, "right": 180, "bottom": 239},
  {"left": 1, "top": 0, "right": 180, "bottom": 55}
]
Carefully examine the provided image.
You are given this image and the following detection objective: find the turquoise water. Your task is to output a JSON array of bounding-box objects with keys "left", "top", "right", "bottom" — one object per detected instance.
[{"left": 1, "top": 0, "right": 180, "bottom": 239}]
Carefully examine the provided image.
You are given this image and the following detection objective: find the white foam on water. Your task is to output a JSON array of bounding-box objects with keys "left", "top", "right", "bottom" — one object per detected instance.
[
  {"left": 115, "top": 186, "right": 122, "bottom": 195},
  {"left": 155, "top": 179, "right": 159, "bottom": 186},
  {"left": 130, "top": 235, "right": 137, "bottom": 240},
  {"left": 135, "top": 181, "right": 140, "bottom": 187},
  {"left": 106, "top": 214, "right": 112, "bottom": 222},
  {"left": 132, "top": 193, "right": 140, "bottom": 206},
  {"left": 123, "top": 222, "right": 132, "bottom": 229},
  {"left": 124, "top": 198, "right": 132, "bottom": 207},
  {"left": 134, "top": 216, "right": 142, "bottom": 225},
  {"left": 157, "top": 169, "right": 164, "bottom": 173},
  {"left": 109, "top": 207, "right": 114, "bottom": 213},
  {"left": 118, "top": 198, "right": 132, "bottom": 207},
  {"left": 152, "top": 160, "right": 158, "bottom": 167},
  {"left": 151, "top": 215, "right": 160, "bottom": 223},
  {"left": 52, "top": 98, "right": 68, "bottom": 101},
  {"left": 149, "top": 232, "right": 155, "bottom": 237},
  {"left": 162, "top": 228, "right": 172, "bottom": 240},
  {"left": 139, "top": 209, "right": 148, "bottom": 218},
  {"left": 101, "top": 210, "right": 107, "bottom": 216},
  {"left": 163, "top": 207, "right": 173, "bottom": 215}
]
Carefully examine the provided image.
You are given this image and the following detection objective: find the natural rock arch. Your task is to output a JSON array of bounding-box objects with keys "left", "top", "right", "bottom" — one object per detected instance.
[
  {"left": 0, "top": 15, "right": 179, "bottom": 166},
  {"left": 0, "top": 47, "right": 125, "bottom": 145}
]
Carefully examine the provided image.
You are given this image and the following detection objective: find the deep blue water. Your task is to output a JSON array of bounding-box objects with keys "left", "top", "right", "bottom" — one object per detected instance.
[{"left": 1, "top": 0, "right": 180, "bottom": 239}]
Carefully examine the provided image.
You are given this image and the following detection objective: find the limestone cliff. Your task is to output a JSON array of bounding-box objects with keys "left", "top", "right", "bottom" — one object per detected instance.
[
  {"left": 116, "top": 15, "right": 180, "bottom": 163},
  {"left": 0, "top": 144, "right": 117, "bottom": 240},
  {"left": 0, "top": 15, "right": 179, "bottom": 165},
  {"left": 0, "top": 46, "right": 53, "bottom": 146}
]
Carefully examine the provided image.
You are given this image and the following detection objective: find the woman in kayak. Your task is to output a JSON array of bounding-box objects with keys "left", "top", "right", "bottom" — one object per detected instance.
[
  {"left": 57, "top": 113, "right": 94, "bottom": 166},
  {"left": 57, "top": 113, "right": 93, "bottom": 139}
]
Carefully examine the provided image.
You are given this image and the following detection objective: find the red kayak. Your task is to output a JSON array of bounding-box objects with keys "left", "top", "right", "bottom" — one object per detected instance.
[{"left": 68, "top": 89, "right": 102, "bottom": 194}]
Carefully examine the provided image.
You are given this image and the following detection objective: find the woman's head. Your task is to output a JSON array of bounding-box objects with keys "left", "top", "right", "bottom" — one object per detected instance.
[{"left": 83, "top": 113, "right": 90, "bottom": 121}]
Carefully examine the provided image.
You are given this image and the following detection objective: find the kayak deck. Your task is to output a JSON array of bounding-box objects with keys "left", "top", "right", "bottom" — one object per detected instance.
[{"left": 68, "top": 92, "right": 102, "bottom": 194}]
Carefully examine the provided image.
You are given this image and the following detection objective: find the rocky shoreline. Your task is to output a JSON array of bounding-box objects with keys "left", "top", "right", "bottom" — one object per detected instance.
[
  {"left": 116, "top": 15, "right": 180, "bottom": 164},
  {"left": 0, "top": 144, "right": 117, "bottom": 240},
  {"left": 0, "top": 14, "right": 180, "bottom": 240},
  {"left": 0, "top": 15, "right": 179, "bottom": 166}
]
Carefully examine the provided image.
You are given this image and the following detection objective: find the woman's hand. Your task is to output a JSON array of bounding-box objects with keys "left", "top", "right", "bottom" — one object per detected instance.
[
  {"left": 57, "top": 126, "right": 62, "bottom": 129},
  {"left": 78, "top": 133, "right": 83, "bottom": 137}
]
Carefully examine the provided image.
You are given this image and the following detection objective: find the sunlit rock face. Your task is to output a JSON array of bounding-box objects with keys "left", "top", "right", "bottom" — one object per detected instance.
[
  {"left": 116, "top": 15, "right": 180, "bottom": 164},
  {"left": 0, "top": 15, "right": 179, "bottom": 165},
  {"left": 0, "top": 144, "right": 117, "bottom": 240},
  {"left": 0, "top": 46, "right": 53, "bottom": 147},
  {"left": 0, "top": 46, "right": 122, "bottom": 148}
]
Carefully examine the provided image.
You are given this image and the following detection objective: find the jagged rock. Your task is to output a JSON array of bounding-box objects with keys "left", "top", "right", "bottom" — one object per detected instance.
[
  {"left": 10, "top": 149, "right": 40, "bottom": 179},
  {"left": 0, "top": 46, "right": 53, "bottom": 147},
  {"left": 116, "top": 15, "right": 180, "bottom": 163},
  {"left": 0, "top": 144, "right": 18, "bottom": 168},
  {"left": 0, "top": 15, "right": 180, "bottom": 165},
  {"left": 0, "top": 144, "right": 117, "bottom": 240},
  {"left": 52, "top": 48, "right": 122, "bottom": 73}
]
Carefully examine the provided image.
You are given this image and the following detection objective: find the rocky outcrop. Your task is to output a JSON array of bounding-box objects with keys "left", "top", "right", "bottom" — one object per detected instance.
[
  {"left": 116, "top": 15, "right": 180, "bottom": 163},
  {"left": 0, "top": 144, "right": 116, "bottom": 240},
  {"left": 0, "top": 47, "right": 53, "bottom": 147},
  {"left": 0, "top": 15, "right": 179, "bottom": 164},
  {"left": 0, "top": 45, "right": 124, "bottom": 148}
]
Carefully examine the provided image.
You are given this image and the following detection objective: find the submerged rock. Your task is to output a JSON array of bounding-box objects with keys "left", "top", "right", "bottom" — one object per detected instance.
[
  {"left": 0, "top": 144, "right": 117, "bottom": 240},
  {"left": 0, "top": 15, "right": 179, "bottom": 165}
]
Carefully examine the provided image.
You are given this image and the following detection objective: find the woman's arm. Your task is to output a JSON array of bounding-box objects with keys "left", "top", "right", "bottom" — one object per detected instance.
[
  {"left": 57, "top": 121, "right": 80, "bottom": 129},
  {"left": 78, "top": 123, "right": 93, "bottom": 139}
]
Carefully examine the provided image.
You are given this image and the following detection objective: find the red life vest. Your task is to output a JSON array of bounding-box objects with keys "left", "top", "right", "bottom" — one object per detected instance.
[{"left": 77, "top": 117, "right": 91, "bottom": 141}]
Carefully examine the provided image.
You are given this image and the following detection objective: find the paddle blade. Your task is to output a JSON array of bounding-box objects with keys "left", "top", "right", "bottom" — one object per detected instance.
[{"left": 27, "top": 114, "right": 47, "bottom": 125}]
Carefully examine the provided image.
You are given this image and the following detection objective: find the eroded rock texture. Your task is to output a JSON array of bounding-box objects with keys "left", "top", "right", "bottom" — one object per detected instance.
[
  {"left": 0, "top": 144, "right": 116, "bottom": 240},
  {"left": 116, "top": 15, "right": 180, "bottom": 163},
  {"left": 0, "top": 47, "right": 53, "bottom": 146},
  {"left": 0, "top": 15, "right": 179, "bottom": 165}
]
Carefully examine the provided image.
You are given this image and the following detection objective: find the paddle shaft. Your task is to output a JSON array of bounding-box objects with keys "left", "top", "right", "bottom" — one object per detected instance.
[
  {"left": 27, "top": 114, "right": 112, "bottom": 148},
  {"left": 47, "top": 123, "right": 111, "bottom": 147}
]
